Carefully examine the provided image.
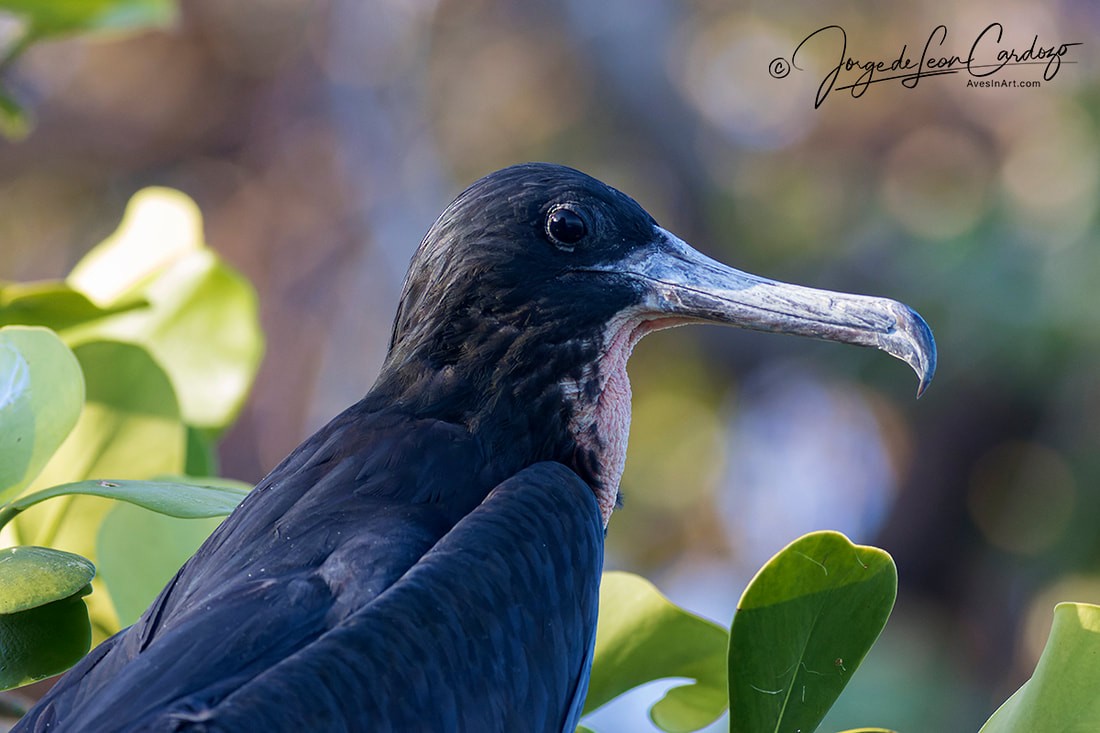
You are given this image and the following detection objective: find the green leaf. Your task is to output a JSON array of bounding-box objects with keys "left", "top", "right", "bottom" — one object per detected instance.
[
  {"left": 0, "top": 326, "right": 84, "bottom": 502},
  {"left": 584, "top": 571, "right": 729, "bottom": 732},
  {"left": 0, "top": 547, "right": 94, "bottom": 690},
  {"left": 6, "top": 478, "right": 247, "bottom": 523},
  {"left": 11, "top": 339, "right": 186, "bottom": 639},
  {"left": 979, "top": 602, "right": 1100, "bottom": 733},
  {"left": 728, "top": 531, "right": 897, "bottom": 733},
  {"left": 184, "top": 426, "right": 219, "bottom": 477},
  {"left": 0, "top": 0, "right": 176, "bottom": 40},
  {"left": 17, "top": 340, "right": 185, "bottom": 499},
  {"left": 0, "top": 280, "right": 146, "bottom": 331},
  {"left": 66, "top": 187, "right": 264, "bottom": 430},
  {"left": 66, "top": 187, "right": 203, "bottom": 304},
  {"left": 97, "top": 502, "right": 224, "bottom": 626},
  {"left": 0, "top": 546, "right": 94, "bottom": 615},
  {"left": 0, "top": 586, "right": 91, "bottom": 690}
]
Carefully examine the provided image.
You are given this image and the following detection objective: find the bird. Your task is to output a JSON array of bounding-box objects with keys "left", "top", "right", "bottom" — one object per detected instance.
[{"left": 14, "top": 163, "right": 935, "bottom": 732}]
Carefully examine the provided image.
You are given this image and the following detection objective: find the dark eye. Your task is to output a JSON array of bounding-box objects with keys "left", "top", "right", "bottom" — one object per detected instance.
[{"left": 545, "top": 205, "right": 587, "bottom": 250}]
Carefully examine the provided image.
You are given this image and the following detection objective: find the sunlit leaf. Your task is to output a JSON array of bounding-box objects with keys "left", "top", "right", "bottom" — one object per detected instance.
[
  {"left": 0, "top": 586, "right": 91, "bottom": 690},
  {"left": 728, "top": 531, "right": 896, "bottom": 733},
  {"left": 18, "top": 340, "right": 185, "bottom": 498},
  {"left": 12, "top": 340, "right": 186, "bottom": 640},
  {"left": 0, "top": 326, "right": 84, "bottom": 502},
  {"left": 584, "top": 571, "right": 728, "bottom": 732},
  {"left": 9, "top": 478, "right": 247, "bottom": 521},
  {"left": 67, "top": 188, "right": 203, "bottom": 305},
  {"left": 0, "top": 0, "right": 175, "bottom": 40},
  {"left": 0, "top": 545, "right": 92, "bottom": 691},
  {"left": 0, "top": 280, "right": 145, "bottom": 331},
  {"left": 97, "top": 503, "right": 224, "bottom": 626},
  {"left": 0, "top": 546, "right": 94, "bottom": 615},
  {"left": 66, "top": 187, "right": 263, "bottom": 430},
  {"left": 979, "top": 602, "right": 1100, "bottom": 733}
]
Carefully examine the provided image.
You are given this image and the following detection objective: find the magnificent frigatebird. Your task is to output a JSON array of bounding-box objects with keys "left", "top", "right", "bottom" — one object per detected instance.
[{"left": 15, "top": 163, "right": 934, "bottom": 732}]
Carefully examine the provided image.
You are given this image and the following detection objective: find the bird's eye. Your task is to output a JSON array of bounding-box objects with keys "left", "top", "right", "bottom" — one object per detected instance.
[{"left": 545, "top": 206, "right": 587, "bottom": 250}]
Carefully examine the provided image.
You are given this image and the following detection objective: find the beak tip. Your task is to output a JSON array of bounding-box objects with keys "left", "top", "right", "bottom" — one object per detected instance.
[{"left": 902, "top": 305, "right": 937, "bottom": 399}]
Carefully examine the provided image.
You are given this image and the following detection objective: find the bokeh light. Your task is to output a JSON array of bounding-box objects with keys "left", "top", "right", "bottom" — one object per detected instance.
[
  {"left": 720, "top": 364, "right": 902, "bottom": 571},
  {"left": 967, "top": 441, "right": 1077, "bottom": 556},
  {"left": 882, "top": 126, "right": 994, "bottom": 241},
  {"left": 672, "top": 16, "right": 816, "bottom": 150}
]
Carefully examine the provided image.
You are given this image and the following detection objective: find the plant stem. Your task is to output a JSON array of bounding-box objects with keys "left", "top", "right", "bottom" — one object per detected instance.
[{"left": 0, "top": 504, "right": 21, "bottom": 533}]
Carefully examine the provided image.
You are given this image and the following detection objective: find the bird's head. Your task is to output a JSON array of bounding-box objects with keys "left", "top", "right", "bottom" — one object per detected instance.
[{"left": 377, "top": 163, "right": 936, "bottom": 524}]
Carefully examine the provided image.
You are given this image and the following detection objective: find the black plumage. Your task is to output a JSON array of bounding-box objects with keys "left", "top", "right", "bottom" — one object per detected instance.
[{"left": 15, "top": 163, "right": 934, "bottom": 732}]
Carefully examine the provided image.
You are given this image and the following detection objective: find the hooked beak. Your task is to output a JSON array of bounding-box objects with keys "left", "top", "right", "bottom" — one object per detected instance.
[{"left": 615, "top": 228, "right": 937, "bottom": 397}]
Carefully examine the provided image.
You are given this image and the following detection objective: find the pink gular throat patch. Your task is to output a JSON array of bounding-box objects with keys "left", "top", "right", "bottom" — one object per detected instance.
[{"left": 562, "top": 312, "right": 689, "bottom": 527}]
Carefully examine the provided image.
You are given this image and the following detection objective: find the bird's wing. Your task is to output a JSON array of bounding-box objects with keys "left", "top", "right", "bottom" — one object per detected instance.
[
  {"left": 17, "top": 461, "right": 603, "bottom": 733},
  {"left": 16, "top": 503, "right": 446, "bottom": 733},
  {"left": 15, "top": 410, "right": 463, "bottom": 732},
  {"left": 156, "top": 461, "right": 605, "bottom": 733}
]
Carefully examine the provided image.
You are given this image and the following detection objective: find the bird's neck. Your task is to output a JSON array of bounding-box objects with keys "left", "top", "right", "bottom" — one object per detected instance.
[
  {"left": 373, "top": 317, "right": 592, "bottom": 477},
  {"left": 373, "top": 309, "right": 679, "bottom": 527},
  {"left": 557, "top": 313, "right": 649, "bottom": 524},
  {"left": 555, "top": 314, "right": 687, "bottom": 523}
]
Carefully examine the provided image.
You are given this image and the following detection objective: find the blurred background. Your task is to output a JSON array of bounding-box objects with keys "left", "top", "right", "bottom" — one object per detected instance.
[{"left": 2, "top": 0, "right": 1098, "bottom": 730}]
